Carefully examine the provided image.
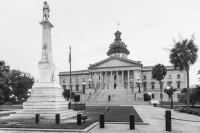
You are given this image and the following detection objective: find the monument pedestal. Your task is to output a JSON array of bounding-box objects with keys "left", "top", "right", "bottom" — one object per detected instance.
[
  {"left": 7, "top": 86, "right": 77, "bottom": 119},
  {"left": 3, "top": 19, "right": 77, "bottom": 120}
]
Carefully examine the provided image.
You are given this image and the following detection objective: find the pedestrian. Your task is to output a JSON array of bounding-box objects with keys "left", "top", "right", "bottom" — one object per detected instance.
[{"left": 108, "top": 95, "right": 111, "bottom": 101}]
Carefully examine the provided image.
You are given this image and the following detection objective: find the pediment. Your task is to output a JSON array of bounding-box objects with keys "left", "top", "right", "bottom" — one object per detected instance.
[{"left": 89, "top": 57, "right": 142, "bottom": 69}]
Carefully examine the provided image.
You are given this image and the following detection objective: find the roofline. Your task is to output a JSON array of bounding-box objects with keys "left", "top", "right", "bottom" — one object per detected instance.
[{"left": 89, "top": 56, "right": 143, "bottom": 68}]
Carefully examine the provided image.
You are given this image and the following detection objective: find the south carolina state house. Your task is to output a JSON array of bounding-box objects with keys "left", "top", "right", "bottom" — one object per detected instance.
[{"left": 58, "top": 31, "right": 186, "bottom": 101}]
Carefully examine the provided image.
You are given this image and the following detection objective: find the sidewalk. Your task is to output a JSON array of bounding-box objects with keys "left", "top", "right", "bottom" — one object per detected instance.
[
  {"left": 0, "top": 105, "right": 200, "bottom": 133},
  {"left": 88, "top": 105, "right": 200, "bottom": 133}
]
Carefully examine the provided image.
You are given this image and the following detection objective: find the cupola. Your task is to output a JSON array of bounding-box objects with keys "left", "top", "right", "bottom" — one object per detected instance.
[{"left": 107, "top": 31, "right": 130, "bottom": 58}]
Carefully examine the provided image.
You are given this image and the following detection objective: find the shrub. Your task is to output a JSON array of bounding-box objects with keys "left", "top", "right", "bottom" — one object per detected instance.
[
  {"left": 197, "top": 111, "right": 200, "bottom": 116},
  {"left": 74, "top": 95, "right": 80, "bottom": 102},
  {"left": 182, "top": 108, "right": 187, "bottom": 113},
  {"left": 188, "top": 110, "right": 193, "bottom": 114},
  {"left": 192, "top": 110, "right": 198, "bottom": 115},
  {"left": 144, "top": 93, "right": 151, "bottom": 101}
]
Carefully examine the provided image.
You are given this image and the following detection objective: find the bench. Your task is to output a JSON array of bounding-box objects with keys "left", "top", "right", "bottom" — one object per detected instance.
[
  {"left": 150, "top": 100, "right": 160, "bottom": 106},
  {"left": 81, "top": 115, "right": 87, "bottom": 123},
  {"left": 174, "top": 107, "right": 183, "bottom": 112}
]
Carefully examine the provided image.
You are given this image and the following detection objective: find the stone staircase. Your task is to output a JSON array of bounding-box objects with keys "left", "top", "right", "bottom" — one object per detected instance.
[{"left": 84, "top": 89, "right": 150, "bottom": 105}]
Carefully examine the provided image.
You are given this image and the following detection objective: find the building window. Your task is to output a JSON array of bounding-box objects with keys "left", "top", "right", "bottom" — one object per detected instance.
[
  {"left": 177, "top": 74, "right": 180, "bottom": 79},
  {"left": 130, "top": 73, "right": 133, "bottom": 79},
  {"left": 76, "top": 85, "right": 79, "bottom": 91},
  {"left": 177, "top": 82, "right": 180, "bottom": 89},
  {"left": 168, "top": 75, "right": 171, "bottom": 79},
  {"left": 76, "top": 78, "right": 78, "bottom": 83},
  {"left": 99, "top": 76, "right": 100, "bottom": 80},
  {"left": 143, "top": 76, "right": 146, "bottom": 80},
  {"left": 82, "top": 78, "right": 85, "bottom": 82},
  {"left": 63, "top": 79, "right": 66, "bottom": 83},
  {"left": 167, "top": 81, "right": 172, "bottom": 86},
  {"left": 152, "top": 84, "right": 154, "bottom": 89}
]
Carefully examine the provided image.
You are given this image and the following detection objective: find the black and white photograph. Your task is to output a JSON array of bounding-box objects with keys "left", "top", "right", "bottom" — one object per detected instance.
[{"left": 0, "top": 0, "right": 200, "bottom": 133}]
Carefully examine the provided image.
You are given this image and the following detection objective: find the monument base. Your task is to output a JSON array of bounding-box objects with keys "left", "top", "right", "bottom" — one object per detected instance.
[{"left": 3, "top": 82, "right": 77, "bottom": 120}]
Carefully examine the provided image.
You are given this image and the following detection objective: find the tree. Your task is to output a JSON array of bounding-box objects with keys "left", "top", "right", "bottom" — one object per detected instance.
[
  {"left": 0, "top": 60, "right": 10, "bottom": 87},
  {"left": 169, "top": 35, "right": 198, "bottom": 112},
  {"left": 152, "top": 64, "right": 167, "bottom": 106},
  {"left": 164, "top": 86, "right": 177, "bottom": 109},
  {"left": 181, "top": 88, "right": 187, "bottom": 93},
  {"left": 0, "top": 60, "right": 10, "bottom": 104},
  {"left": 62, "top": 89, "right": 75, "bottom": 101},
  {"left": 178, "top": 87, "right": 200, "bottom": 107},
  {"left": 8, "top": 70, "right": 34, "bottom": 104}
]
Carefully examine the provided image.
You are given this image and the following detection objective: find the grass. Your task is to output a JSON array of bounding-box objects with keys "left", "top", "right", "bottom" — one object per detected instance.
[
  {"left": 0, "top": 106, "right": 142, "bottom": 129},
  {"left": 159, "top": 105, "right": 200, "bottom": 111}
]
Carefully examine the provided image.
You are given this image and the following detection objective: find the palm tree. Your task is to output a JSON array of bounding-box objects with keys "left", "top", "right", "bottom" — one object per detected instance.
[
  {"left": 0, "top": 60, "right": 10, "bottom": 85},
  {"left": 169, "top": 35, "right": 198, "bottom": 113},
  {"left": 152, "top": 64, "right": 167, "bottom": 106}
]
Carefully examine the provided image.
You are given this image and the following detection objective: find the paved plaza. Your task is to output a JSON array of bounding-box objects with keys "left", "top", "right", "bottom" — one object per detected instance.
[{"left": 0, "top": 105, "right": 200, "bottom": 133}]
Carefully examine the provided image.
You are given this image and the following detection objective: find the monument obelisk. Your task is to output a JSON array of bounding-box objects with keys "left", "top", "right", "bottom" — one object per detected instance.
[{"left": 5, "top": 2, "right": 77, "bottom": 119}]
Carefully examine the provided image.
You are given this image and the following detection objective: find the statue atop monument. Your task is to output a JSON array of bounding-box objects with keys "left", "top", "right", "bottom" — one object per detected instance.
[{"left": 43, "top": 1, "right": 50, "bottom": 21}]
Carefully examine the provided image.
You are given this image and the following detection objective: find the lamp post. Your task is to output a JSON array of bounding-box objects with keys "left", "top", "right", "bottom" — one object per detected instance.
[
  {"left": 136, "top": 77, "right": 142, "bottom": 93},
  {"left": 82, "top": 82, "right": 86, "bottom": 93},
  {"left": 88, "top": 79, "right": 92, "bottom": 89},
  {"left": 165, "top": 85, "right": 173, "bottom": 109}
]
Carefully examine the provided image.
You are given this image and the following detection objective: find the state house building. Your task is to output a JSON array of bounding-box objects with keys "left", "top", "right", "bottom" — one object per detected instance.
[{"left": 58, "top": 31, "right": 186, "bottom": 101}]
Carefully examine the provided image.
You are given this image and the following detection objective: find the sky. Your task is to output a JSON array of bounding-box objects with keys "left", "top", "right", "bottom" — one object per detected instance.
[{"left": 0, "top": 0, "right": 200, "bottom": 86}]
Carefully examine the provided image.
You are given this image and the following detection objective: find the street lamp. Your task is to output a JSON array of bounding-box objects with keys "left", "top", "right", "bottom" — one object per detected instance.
[
  {"left": 136, "top": 77, "right": 142, "bottom": 93},
  {"left": 88, "top": 79, "right": 92, "bottom": 88},
  {"left": 165, "top": 85, "right": 173, "bottom": 109},
  {"left": 82, "top": 82, "right": 86, "bottom": 93}
]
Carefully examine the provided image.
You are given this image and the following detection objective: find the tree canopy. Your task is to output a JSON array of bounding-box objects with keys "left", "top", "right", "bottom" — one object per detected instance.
[
  {"left": 178, "top": 87, "right": 200, "bottom": 107},
  {"left": 8, "top": 69, "right": 34, "bottom": 103},
  {"left": 169, "top": 35, "right": 198, "bottom": 112},
  {"left": 0, "top": 60, "right": 35, "bottom": 104},
  {"left": 152, "top": 64, "right": 167, "bottom": 81}
]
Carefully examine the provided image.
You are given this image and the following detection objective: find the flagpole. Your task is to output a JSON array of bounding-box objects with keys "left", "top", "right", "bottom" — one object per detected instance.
[
  {"left": 117, "top": 21, "right": 119, "bottom": 31},
  {"left": 69, "top": 46, "right": 71, "bottom": 104}
]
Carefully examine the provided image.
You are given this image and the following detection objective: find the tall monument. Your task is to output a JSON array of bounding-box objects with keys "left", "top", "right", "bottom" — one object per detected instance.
[{"left": 5, "top": 2, "right": 77, "bottom": 119}]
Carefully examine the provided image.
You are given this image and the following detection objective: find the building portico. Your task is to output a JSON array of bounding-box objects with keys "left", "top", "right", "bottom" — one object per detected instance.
[{"left": 89, "top": 60, "right": 142, "bottom": 90}]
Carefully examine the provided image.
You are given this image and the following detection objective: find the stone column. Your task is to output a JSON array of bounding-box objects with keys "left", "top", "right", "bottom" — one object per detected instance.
[
  {"left": 107, "top": 71, "right": 110, "bottom": 89},
  {"left": 104, "top": 71, "right": 107, "bottom": 89},
  {"left": 122, "top": 70, "right": 124, "bottom": 89},
  {"left": 102, "top": 72, "right": 104, "bottom": 89},
  {"left": 128, "top": 70, "right": 130, "bottom": 89},
  {"left": 116, "top": 71, "right": 118, "bottom": 89},
  {"left": 99, "top": 72, "right": 102, "bottom": 89},
  {"left": 111, "top": 71, "right": 113, "bottom": 89}
]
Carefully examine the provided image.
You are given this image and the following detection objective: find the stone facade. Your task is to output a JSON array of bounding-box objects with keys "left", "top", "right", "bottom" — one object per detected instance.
[{"left": 59, "top": 31, "right": 187, "bottom": 101}]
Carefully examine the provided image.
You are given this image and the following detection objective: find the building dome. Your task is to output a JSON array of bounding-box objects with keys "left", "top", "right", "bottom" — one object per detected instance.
[{"left": 107, "top": 31, "right": 130, "bottom": 58}]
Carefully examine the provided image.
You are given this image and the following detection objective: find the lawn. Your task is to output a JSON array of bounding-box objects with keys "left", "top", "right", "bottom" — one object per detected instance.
[
  {"left": 160, "top": 105, "right": 200, "bottom": 111},
  {"left": 0, "top": 106, "right": 142, "bottom": 129}
]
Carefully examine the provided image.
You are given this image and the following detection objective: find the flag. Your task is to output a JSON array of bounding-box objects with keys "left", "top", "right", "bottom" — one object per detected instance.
[
  {"left": 118, "top": 22, "right": 119, "bottom": 26},
  {"left": 69, "top": 46, "right": 71, "bottom": 63}
]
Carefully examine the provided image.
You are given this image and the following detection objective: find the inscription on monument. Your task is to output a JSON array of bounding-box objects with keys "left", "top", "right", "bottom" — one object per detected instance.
[{"left": 39, "top": 69, "right": 49, "bottom": 82}]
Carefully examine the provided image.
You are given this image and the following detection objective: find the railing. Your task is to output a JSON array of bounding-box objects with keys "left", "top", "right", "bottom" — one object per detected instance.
[{"left": 59, "top": 70, "right": 89, "bottom": 75}]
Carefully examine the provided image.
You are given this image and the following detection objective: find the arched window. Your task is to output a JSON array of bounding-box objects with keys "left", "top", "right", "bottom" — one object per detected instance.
[{"left": 63, "top": 79, "right": 66, "bottom": 83}]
